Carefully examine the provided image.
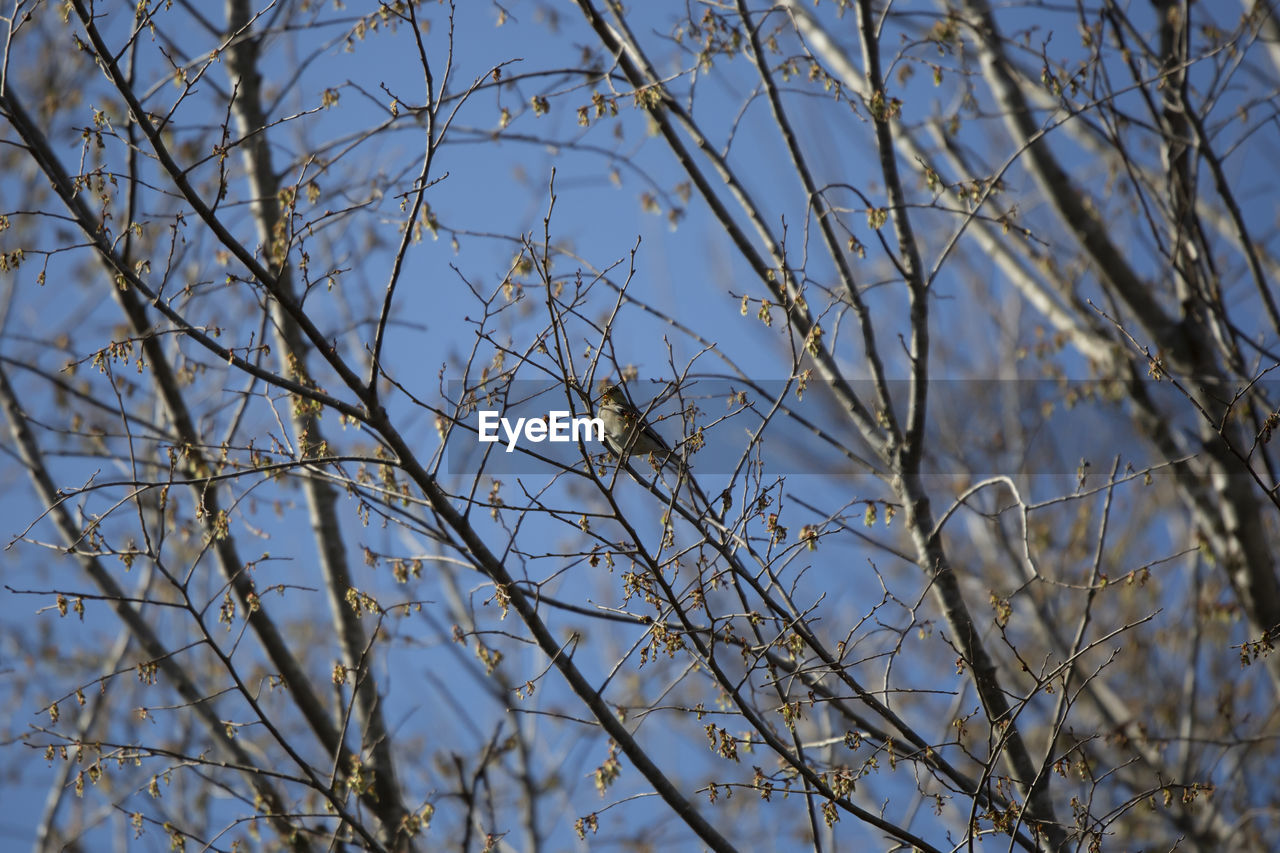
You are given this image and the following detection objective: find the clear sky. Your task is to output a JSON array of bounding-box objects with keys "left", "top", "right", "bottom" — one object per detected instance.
[{"left": 2, "top": 0, "right": 1277, "bottom": 849}]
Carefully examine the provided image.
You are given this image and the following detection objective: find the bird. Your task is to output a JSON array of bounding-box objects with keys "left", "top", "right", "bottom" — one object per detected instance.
[{"left": 597, "top": 384, "right": 675, "bottom": 465}]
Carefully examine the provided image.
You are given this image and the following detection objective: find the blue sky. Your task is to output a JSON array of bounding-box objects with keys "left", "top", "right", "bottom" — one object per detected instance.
[{"left": 3, "top": 0, "right": 1278, "bottom": 849}]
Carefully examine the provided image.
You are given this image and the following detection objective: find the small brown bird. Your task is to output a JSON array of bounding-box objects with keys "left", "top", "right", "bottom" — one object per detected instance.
[{"left": 597, "top": 384, "right": 672, "bottom": 461}]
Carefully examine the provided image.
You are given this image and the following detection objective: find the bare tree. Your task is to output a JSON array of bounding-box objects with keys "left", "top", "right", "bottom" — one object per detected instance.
[{"left": 2, "top": 1, "right": 1277, "bottom": 850}]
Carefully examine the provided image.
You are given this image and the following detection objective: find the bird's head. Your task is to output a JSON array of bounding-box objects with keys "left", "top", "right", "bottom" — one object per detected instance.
[{"left": 600, "top": 384, "right": 630, "bottom": 408}]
